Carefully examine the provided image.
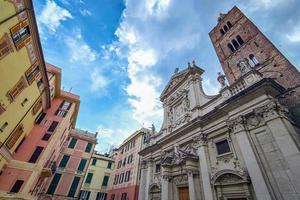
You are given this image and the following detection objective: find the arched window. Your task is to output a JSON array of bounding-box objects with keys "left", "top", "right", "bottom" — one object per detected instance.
[
  {"left": 220, "top": 29, "right": 225, "bottom": 35},
  {"left": 249, "top": 54, "right": 259, "bottom": 66},
  {"left": 236, "top": 35, "right": 244, "bottom": 46},
  {"left": 232, "top": 39, "right": 239, "bottom": 50},
  {"left": 224, "top": 25, "right": 229, "bottom": 32},
  {"left": 227, "top": 43, "right": 235, "bottom": 53},
  {"left": 227, "top": 21, "right": 233, "bottom": 28}
]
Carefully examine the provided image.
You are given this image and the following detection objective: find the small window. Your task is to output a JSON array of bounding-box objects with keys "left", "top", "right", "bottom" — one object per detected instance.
[
  {"left": 7, "top": 77, "right": 26, "bottom": 101},
  {"left": 223, "top": 25, "right": 229, "bottom": 32},
  {"left": 10, "top": 180, "right": 24, "bottom": 193},
  {"left": 114, "top": 175, "right": 119, "bottom": 185},
  {"left": 121, "top": 193, "right": 127, "bottom": 200},
  {"left": 107, "top": 161, "right": 112, "bottom": 169},
  {"left": 47, "top": 173, "right": 61, "bottom": 194},
  {"left": 78, "top": 159, "right": 87, "bottom": 171},
  {"left": 35, "top": 112, "right": 46, "bottom": 124},
  {"left": 85, "top": 143, "right": 93, "bottom": 153},
  {"left": 48, "top": 121, "right": 59, "bottom": 132},
  {"left": 232, "top": 39, "right": 240, "bottom": 50},
  {"left": 102, "top": 176, "right": 109, "bottom": 186},
  {"left": 227, "top": 43, "right": 235, "bottom": 53},
  {"left": 25, "top": 64, "right": 39, "bottom": 85},
  {"left": 68, "top": 138, "right": 77, "bottom": 149},
  {"left": 85, "top": 173, "right": 93, "bottom": 184},
  {"left": 6, "top": 124, "right": 24, "bottom": 149},
  {"left": 216, "top": 140, "right": 231, "bottom": 155},
  {"left": 249, "top": 54, "right": 259, "bottom": 66},
  {"left": 227, "top": 21, "right": 233, "bottom": 28},
  {"left": 42, "top": 133, "right": 51, "bottom": 141},
  {"left": 236, "top": 35, "right": 244, "bottom": 46},
  {"left": 28, "top": 146, "right": 44, "bottom": 163},
  {"left": 59, "top": 155, "right": 70, "bottom": 168},
  {"left": 155, "top": 164, "right": 161, "bottom": 173},
  {"left": 92, "top": 158, "right": 97, "bottom": 166},
  {"left": 119, "top": 173, "right": 124, "bottom": 184},
  {"left": 68, "top": 176, "right": 80, "bottom": 197},
  {"left": 220, "top": 29, "right": 225, "bottom": 35}
]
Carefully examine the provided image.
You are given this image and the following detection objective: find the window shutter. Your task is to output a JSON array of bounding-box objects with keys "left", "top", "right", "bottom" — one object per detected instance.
[
  {"left": 35, "top": 112, "right": 46, "bottom": 124},
  {"left": 6, "top": 124, "right": 24, "bottom": 149},
  {"left": 85, "top": 143, "right": 93, "bottom": 153},
  {"left": 48, "top": 121, "right": 59, "bottom": 132},
  {"left": 59, "top": 155, "right": 70, "bottom": 168},
  {"left": 85, "top": 173, "right": 93, "bottom": 184},
  {"left": 47, "top": 173, "right": 61, "bottom": 194},
  {"left": 68, "top": 138, "right": 77, "bottom": 149},
  {"left": 28, "top": 146, "right": 44, "bottom": 163},
  {"left": 10, "top": 180, "right": 24, "bottom": 193},
  {"left": 77, "top": 159, "right": 87, "bottom": 171}
]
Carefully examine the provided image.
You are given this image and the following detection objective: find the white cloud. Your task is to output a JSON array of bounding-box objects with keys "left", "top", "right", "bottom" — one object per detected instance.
[
  {"left": 286, "top": 26, "right": 300, "bottom": 42},
  {"left": 247, "top": 0, "right": 291, "bottom": 11},
  {"left": 65, "top": 29, "right": 98, "bottom": 63},
  {"left": 90, "top": 69, "right": 109, "bottom": 92},
  {"left": 202, "top": 76, "right": 220, "bottom": 95},
  {"left": 39, "top": 0, "right": 72, "bottom": 32},
  {"left": 80, "top": 9, "right": 92, "bottom": 16},
  {"left": 112, "top": 0, "right": 204, "bottom": 127}
]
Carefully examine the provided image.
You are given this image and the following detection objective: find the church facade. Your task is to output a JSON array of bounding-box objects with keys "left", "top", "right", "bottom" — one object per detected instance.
[{"left": 138, "top": 6, "right": 300, "bottom": 200}]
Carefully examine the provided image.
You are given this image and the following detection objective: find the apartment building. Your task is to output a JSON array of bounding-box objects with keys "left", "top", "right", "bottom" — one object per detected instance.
[
  {"left": 0, "top": 63, "right": 80, "bottom": 199},
  {"left": 40, "top": 129, "right": 97, "bottom": 200},
  {"left": 0, "top": 0, "right": 50, "bottom": 171},
  {"left": 107, "top": 128, "right": 151, "bottom": 200},
  {"left": 79, "top": 152, "right": 115, "bottom": 200}
]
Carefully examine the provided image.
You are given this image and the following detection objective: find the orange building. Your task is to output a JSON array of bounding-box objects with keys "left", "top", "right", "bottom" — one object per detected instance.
[
  {"left": 107, "top": 128, "right": 151, "bottom": 200},
  {"left": 0, "top": 63, "right": 80, "bottom": 200}
]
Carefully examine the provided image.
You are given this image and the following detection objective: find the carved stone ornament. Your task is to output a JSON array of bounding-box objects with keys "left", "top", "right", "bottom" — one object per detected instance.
[
  {"left": 160, "top": 143, "right": 197, "bottom": 166},
  {"left": 237, "top": 58, "right": 252, "bottom": 75},
  {"left": 227, "top": 115, "right": 246, "bottom": 133},
  {"left": 193, "top": 133, "right": 208, "bottom": 147},
  {"left": 254, "top": 100, "right": 288, "bottom": 121},
  {"left": 173, "top": 175, "right": 188, "bottom": 185},
  {"left": 216, "top": 153, "right": 234, "bottom": 164}
]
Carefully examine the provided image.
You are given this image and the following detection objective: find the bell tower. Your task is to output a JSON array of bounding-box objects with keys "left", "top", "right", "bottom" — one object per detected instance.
[{"left": 209, "top": 6, "right": 300, "bottom": 90}]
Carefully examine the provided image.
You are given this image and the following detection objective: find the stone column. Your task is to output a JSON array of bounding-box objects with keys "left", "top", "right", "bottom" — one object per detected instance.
[
  {"left": 258, "top": 102, "right": 300, "bottom": 192},
  {"left": 145, "top": 159, "right": 153, "bottom": 200},
  {"left": 228, "top": 116, "right": 272, "bottom": 200},
  {"left": 161, "top": 175, "right": 170, "bottom": 200},
  {"left": 187, "top": 170, "right": 196, "bottom": 200},
  {"left": 138, "top": 160, "right": 148, "bottom": 200},
  {"left": 194, "top": 133, "right": 214, "bottom": 200}
]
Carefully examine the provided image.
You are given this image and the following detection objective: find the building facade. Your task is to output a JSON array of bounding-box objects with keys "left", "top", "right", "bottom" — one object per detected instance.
[
  {"left": 40, "top": 129, "right": 97, "bottom": 200},
  {"left": 0, "top": 63, "right": 80, "bottom": 200},
  {"left": 108, "top": 128, "right": 151, "bottom": 200},
  {"left": 138, "top": 7, "right": 300, "bottom": 200},
  {"left": 79, "top": 152, "right": 115, "bottom": 200},
  {"left": 0, "top": 0, "right": 50, "bottom": 172}
]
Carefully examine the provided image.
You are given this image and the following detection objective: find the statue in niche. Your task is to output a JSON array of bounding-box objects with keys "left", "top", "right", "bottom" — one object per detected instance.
[
  {"left": 182, "top": 91, "right": 190, "bottom": 112},
  {"left": 237, "top": 58, "right": 252, "bottom": 75},
  {"left": 174, "top": 67, "right": 179, "bottom": 73},
  {"left": 217, "top": 72, "right": 227, "bottom": 88},
  {"left": 151, "top": 124, "right": 156, "bottom": 134},
  {"left": 167, "top": 106, "right": 173, "bottom": 126}
]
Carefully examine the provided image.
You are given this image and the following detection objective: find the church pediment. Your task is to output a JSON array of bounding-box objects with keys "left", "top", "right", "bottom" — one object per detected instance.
[{"left": 160, "top": 62, "right": 204, "bottom": 101}]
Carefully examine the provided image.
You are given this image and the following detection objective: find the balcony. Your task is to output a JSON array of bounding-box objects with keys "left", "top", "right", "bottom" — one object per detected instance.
[{"left": 41, "top": 162, "right": 57, "bottom": 177}]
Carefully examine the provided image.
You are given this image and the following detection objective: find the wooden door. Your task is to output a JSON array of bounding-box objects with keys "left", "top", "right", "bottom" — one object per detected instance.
[{"left": 178, "top": 187, "right": 189, "bottom": 200}]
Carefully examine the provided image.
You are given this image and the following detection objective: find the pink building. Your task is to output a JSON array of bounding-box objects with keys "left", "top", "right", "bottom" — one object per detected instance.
[
  {"left": 40, "top": 128, "right": 97, "bottom": 200},
  {"left": 107, "top": 128, "right": 150, "bottom": 200},
  {"left": 0, "top": 64, "right": 80, "bottom": 200}
]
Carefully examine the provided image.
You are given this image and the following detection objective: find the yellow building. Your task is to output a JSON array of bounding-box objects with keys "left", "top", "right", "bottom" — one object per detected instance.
[
  {"left": 0, "top": 0, "right": 50, "bottom": 171},
  {"left": 79, "top": 153, "right": 115, "bottom": 200}
]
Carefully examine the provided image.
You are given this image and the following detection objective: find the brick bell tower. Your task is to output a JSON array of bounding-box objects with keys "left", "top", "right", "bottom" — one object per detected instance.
[{"left": 209, "top": 6, "right": 300, "bottom": 91}]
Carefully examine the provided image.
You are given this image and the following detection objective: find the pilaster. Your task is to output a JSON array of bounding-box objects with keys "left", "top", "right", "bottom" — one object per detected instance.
[{"left": 193, "top": 133, "right": 214, "bottom": 200}]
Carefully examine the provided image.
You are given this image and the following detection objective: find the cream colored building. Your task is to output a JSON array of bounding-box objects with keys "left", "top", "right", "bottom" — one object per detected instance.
[
  {"left": 79, "top": 153, "right": 115, "bottom": 200},
  {"left": 138, "top": 6, "right": 300, "bottom": 200}
]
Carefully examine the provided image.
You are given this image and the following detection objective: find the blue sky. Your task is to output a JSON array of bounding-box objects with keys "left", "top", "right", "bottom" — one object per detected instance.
[{"left": 33, "top": 0, "right": 300, "bottom": 153}]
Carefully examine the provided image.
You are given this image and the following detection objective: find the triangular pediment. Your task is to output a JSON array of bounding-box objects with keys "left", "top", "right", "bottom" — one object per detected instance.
[{"left": 160, "top": 66, "right": 204, "bottom": 101}]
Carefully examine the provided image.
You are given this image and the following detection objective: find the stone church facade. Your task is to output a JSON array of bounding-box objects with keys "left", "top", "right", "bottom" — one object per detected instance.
[{"left": 138, "top": 6, "right": 300, "bottom": 200}]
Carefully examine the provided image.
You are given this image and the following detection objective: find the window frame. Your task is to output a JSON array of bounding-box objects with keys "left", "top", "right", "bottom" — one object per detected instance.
[{"left": 215, "top": 139, "right": 231, "bottom": 156}]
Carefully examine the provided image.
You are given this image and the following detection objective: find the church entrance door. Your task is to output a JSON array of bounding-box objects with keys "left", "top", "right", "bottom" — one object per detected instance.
[{"left": 178, "top": 187, "right": 189, "bottom": 200}]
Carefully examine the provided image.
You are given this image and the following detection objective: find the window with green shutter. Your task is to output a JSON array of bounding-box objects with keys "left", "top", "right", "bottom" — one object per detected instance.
[
  {"left": 102, "top": 176, "right": 109, "bottom": 186},
  {"left": 85, "top": 143, "right": 93, "bottom": 153},
  {"left": 92, "top": 158, "right": 97, "bottom": 166},
  {"left": 68, "top": 138, "right": 77, "bottom": 149},
  {"left": 107, "top": 161, "right": 112, "bottom": 169},
  {"left": 59, "top": 155, "right": 70, "bottom": 168},
  {"left": 85, "top": 173, "right": 93, "bottom": 184},
  {"left": 78, "top": 159, "right": 87, "bottom": 171},
  {"left": 68, "top": 176, "right": 80, "bottom": 197},
  {"left": 47, "top": 173, "right": 61, "bottom": 194}
]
